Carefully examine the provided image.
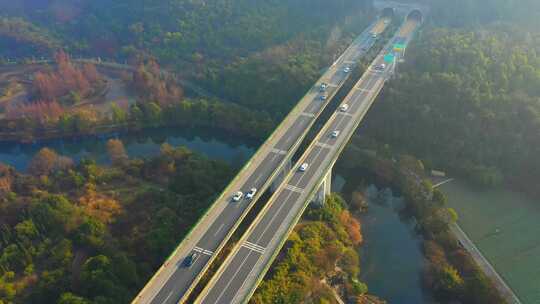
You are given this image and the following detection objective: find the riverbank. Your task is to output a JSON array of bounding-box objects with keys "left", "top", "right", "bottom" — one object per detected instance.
[
  {"left": 0, "top": 126, "right": 256, "bottom": 171},
  {"left": 335, "top": 138, "right": 507, "bottom": 303},
  {"left": 439, "top": 180, "right": 540, "bottom": 304}
]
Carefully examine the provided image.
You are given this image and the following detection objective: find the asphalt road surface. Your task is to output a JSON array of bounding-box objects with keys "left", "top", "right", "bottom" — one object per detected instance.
[
  {"left": 196, "top": 20, "right": 419, "bottom": 304},
  {"left": 134, "top": 17, "right": 391, "bottom": 304}
]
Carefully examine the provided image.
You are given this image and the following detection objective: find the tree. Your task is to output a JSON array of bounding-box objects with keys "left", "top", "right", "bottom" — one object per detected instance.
[
  {"left": 106, "top": 139, "right": 128, "bottom": 165},
  {"left": 447, "top": 208, "right": 458, "bottom": 223},
  {"left": 434, "top": 265, "right": 464, "bottom": 297},
  {"left": 339, "top": 211, "right": 363, "bottom": 245},
  {"left": 27, "top": 148, "right": 58, "bottom": 176},
  {"left": 80, "top": 255, "right": 118, "bottom": 299},
  {"left": 58, "top": 293, "right": 90, "bottom": 304}
]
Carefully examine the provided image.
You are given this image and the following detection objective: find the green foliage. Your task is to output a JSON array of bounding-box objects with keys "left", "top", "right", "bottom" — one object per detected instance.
[
  {"left": 0, "top": 17, "right": 60, "bottom": 58},
  {"left": 0, "top": 144, "right": 231, "bottom": 303},
  {"left": 364, "top": 26, "right": 540, "bottom": 195},
  {"left": 58, "top": 293, "right": 90, "bottom": 304},
  {"left": 252, "top": 194, "right": 367, "bottom": 303}
]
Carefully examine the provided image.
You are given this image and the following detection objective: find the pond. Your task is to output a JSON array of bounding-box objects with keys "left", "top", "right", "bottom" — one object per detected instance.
[
  {"left": 334, "top": 177, "right": 434, "bottom": 303},
  {"left": 0, "top": 127, "right": 256, "bottom": 171},
  {"left": 439, "top": 180, "right": 540, "bottom": 304}
]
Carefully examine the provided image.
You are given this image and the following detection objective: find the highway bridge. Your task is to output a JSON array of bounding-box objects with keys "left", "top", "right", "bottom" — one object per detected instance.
[
  {"left": 194, "top": 11, "right": 423, "bottom": 304},
  {"left": 133, "top": 16, "right": 392, "bottom": 304}
]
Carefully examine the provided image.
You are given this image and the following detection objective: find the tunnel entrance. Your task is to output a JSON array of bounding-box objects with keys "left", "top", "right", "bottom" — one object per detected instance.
[
  {"left": 407, "top": 9, "right": 423, "bottom": 23},
  {"left": 381, "top": 7, "right": 395, "bottom": 19}
]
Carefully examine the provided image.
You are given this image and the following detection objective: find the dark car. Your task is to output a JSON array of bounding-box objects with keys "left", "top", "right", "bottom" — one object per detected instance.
[{"left": 183, "top": 252, "right": 199, "bottom": 267}]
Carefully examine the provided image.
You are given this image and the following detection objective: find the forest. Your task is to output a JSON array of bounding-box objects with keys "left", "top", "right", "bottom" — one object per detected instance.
[
  {"left": 0, "top": 141, "right": 232, "bottom": 303},
  {"left": 0, "top": 0, "right": 539, "bottom": 303},
  {"left": 362, "top": 5, "right": 540, "bottom": 197}
]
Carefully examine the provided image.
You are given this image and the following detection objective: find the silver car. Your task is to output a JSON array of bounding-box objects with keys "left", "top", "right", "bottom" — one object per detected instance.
[{"left": 232, "top": 191, "right": 244, "bottom": 202}]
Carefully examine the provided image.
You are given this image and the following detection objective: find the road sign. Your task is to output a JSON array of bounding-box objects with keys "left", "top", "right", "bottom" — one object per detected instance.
[{"left": 384, "top": 54, "right": 395, "bottom": 63}]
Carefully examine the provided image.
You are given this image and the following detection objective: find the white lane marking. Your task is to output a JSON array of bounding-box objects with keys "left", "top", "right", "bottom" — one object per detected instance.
[
  {"left": 164, "top": 291, "right": 175, "bottom": 303},
  {"left": 300, "top": 112, "right": 316, "bottom": 118},
  {"left": 194, "top": 246, "right": 214, "bottom": 256},
  {"left": 214, "top": 224, "right": 225, "bottom": 237},
  {"left": 338, "top": 112, "right": 354, "bottom": 117},
  {"left": 242, "top": 241, "right": 265, "bottom": 254},
  {"left": 356, "top": 88, "right": 373, "bottom": 93},
  {"left": 284, "top": 185, "right": 303, "bottom": 193},
  {"left": 316, "top": 142, "right": 333, "bottom": 149},
  {"left": 208, "top": 30, "right": 390, "bottom": 304},
  {"left": 271, "top": 148, "right": 287, "bottom": 155},
  {"left": 231, "top": 34, "right": 388, "bottom": 299},
  {"left": 253, "top": 173, "right": 265, "bottom": 184}
]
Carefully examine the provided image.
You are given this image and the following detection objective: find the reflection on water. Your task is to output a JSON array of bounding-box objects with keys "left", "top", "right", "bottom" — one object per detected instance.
[
  {"left": 0, "top": 127, "right": 256, "bottom": 171},
  {"left": 357, "top": 185, "right": 435, "bottom": 304}
]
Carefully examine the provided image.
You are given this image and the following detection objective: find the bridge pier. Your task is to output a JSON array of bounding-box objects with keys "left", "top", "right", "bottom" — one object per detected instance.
[{"left": 311, "top": 165, "right": 333, "bottom": 207}]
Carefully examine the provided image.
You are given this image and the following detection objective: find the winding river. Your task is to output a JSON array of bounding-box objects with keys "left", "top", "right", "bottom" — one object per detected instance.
[{"left": 0, "top": 127, "right": 256, "bottom": 171}]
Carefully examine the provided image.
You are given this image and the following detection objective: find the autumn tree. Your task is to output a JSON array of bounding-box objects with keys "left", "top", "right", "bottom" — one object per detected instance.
[
  {"left": 132, "top": 60, "right": 184, "bottom": 107},
  {"left": 32, "top": 51, "right": 102, "bottom": 102},
  {"left": 339, "top": 210, "right": 363, "bottom": 246},
  {"left": 106, "top": 139, "right": 128, "bottom": 165},
  {"left": 78, "top": 183, "right": 122, "bottom": 224},
  {"left": 27, "top": 148, "right": 73, "bottom": 176}
]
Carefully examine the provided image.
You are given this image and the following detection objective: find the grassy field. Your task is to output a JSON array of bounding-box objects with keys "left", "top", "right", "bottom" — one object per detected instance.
[{"left": 439, "top": 180, "right": 540, "bottom": 304}]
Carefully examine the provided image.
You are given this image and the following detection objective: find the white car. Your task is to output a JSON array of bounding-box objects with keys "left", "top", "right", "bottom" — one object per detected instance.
[
  {"left": 232, "top": 191, "right": 244, "bottom": 202},
  {"left": 343, "top": 66, "right": 351, "bottom": 73},
  {"left": 320, "top": 83, "right": 328, "bottom": 92},
  {"left": 246, "top": 188, "right": 257, "bottom": 200},
  {"left": 375, "top": 63, "right": 386, "bottom": 71},
  {"left": 340, "top": 104, "right": 349, "bottom": 112},
  {"left": 372, "top": 33, "right": 377, "bottom": 39},
  {"left": 331, "top": 130, "right": 340, "bottom": 138},
  {"left": 384, "top": 20, "right": 390, "bottom": 25},
  {"left": 299, "top": 163, "right": 309, "bottom": 172}
]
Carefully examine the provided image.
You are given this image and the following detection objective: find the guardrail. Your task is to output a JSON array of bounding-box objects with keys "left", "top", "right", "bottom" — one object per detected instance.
[
  {"left": 132, "top": 17, "right": 389, "bottom": 304},
  {"left": 194, "top": 17, "right": 419, "bottom": 304}
]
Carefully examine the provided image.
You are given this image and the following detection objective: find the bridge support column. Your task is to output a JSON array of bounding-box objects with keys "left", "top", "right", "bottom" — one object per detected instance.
[
  {"left": 271, "top": 158, "right": 292, "bottom": 192},
  {"left": 311, "top": 165, "right": 333, "bottom": 207}
]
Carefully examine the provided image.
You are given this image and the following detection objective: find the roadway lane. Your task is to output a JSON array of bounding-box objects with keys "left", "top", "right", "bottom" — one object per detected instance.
[
  {"left": 196, "top": 19, "right": 419, "bottom": 304},
  {"left": 135, "top": 17, "right": 392, "bottom": 304}
]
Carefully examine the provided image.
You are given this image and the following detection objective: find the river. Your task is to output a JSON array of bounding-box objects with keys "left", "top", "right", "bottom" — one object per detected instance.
[
  {"left": 439, "top": 180, "right": 540, "bottom": 304},
  {"left": 0, "top": 127, "right": 256, "bottom": 171},
  {"left": 334, "top": 177, "right": 435, "bottom": 303}
]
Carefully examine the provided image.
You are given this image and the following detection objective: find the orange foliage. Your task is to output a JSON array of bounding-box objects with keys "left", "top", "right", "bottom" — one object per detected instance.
[
  {"left": 27, "top": 148, "right": 74, "bottom": 176},
  {"left": 6, "top": 100, "right": 64, "bottom": 123},
  {"left": 339, "top": 211, "right": 363, "bottom": 246},
  {"left": 78, "top": 184, "right": 122, "bottom": 224},
  {"left": 132, "top": 60, "right": 184, "bottom": 106},
  {"left": 33, "top": 50, "right": 101, "bottom": 100}
]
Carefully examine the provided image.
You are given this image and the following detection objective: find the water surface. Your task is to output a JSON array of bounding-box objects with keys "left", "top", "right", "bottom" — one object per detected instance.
[
  {"left": 440, "top": 180, "right": 540, "bottom": 304},
  {"left": 356, "top": 185, "right": 434, "bottom": 303},
  {"left": 0, "top": 127, "right": 256, "bottom": 171}
]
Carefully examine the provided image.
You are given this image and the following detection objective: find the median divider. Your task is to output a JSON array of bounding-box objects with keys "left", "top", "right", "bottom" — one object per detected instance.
[
  {"left": 194, "top": 16, "right": 419, "bottom": 304},
  {"left": 132, "top": 17, "right": 389, "bottom": 304}
]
